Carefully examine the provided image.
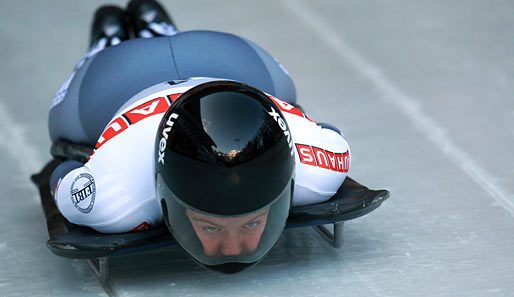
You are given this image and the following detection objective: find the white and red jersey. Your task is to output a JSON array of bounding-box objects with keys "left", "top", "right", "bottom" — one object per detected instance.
[{"left": 54, "top": 78, "right": 351, "bottom": 233}]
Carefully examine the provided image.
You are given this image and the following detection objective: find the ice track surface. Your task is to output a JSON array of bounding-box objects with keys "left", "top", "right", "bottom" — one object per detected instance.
[{"left": 1, "top": 1, "right": 514, "bottom": 296}]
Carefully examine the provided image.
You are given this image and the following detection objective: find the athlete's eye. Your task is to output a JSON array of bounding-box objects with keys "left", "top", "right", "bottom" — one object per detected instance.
[
  {"left": 204, "top": 226, "right": 220, "bottom": 232},
  {"left": 245, "top": 221, "right": 259, "bottom": 228}
]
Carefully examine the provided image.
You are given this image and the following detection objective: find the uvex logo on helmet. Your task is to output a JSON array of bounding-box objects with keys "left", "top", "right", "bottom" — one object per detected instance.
[
  {"left": 158, "top": 112, "right": 179, "bottom": 164},
  {"left": 268, "top": 107, "right": 294, "bottom": 156}
]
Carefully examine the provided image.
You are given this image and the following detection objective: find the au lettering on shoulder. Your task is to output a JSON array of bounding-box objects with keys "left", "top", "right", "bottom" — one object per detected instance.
[
  {"left": 312, "top": 146, "right": 331, "bottom": 170},
  {"left": 295, "top": 144, "right": 316, "bottom": 166}
]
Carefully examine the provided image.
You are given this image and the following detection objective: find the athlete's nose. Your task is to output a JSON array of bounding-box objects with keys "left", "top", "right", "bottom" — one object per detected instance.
[{"left": 221, "top": 231, "right": 242, "bottom": 256}]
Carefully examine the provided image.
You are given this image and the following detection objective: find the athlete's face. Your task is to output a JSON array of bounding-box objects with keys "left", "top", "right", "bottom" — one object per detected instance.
[{"left": 186, "top": 208, "right": 270, "bottom": 257}]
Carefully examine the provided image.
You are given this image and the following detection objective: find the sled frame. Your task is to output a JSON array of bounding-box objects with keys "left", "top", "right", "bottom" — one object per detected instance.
[
  {"left": 31, "top": 140, "right": 390, "bottom": 285},
  {"left": 87, "top": 257, "right": 114, "bottom": 296},
  {"left": 313, "top": 222, "right": 344, "bottom": 248}
]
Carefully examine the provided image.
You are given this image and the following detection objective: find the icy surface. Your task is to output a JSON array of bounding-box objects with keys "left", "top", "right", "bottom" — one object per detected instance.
[{"left": 1, "top": 0, "right": 514, "bottom": 296}]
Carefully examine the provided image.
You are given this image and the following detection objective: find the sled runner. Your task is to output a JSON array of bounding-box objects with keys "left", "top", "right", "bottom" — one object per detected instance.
[{"left": 31, "top": 140, "right": 389, "bottom": 285}]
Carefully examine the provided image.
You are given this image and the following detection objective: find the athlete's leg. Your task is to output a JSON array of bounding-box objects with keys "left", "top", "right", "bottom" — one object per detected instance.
[
  {"left": 167, "top": 31, "right": 297, "bottom": 104},
  {"left": 240, "top": 38, "right": 296, "bottom": 104},
  {"left": 124, "top": 0, "right": 295, "bottom": 104},
  {"left": 50, "top": 0, "right": 296, "bottom": 145},
  {"left": 49, "top": 5, "right": 131, "bottom": 145},
  {"left": 48, "top": 6, "right": 132, "bottom": 191}
]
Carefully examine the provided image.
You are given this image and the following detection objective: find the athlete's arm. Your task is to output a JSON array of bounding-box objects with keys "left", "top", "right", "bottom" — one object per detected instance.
[{"left": 268, "top": 96, "right": 351, "bottom": 206}]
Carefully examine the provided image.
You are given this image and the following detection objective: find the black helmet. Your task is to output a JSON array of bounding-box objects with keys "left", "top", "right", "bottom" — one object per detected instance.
[{"left": 155, "top": 80, "right": 295, "bottom": 273}]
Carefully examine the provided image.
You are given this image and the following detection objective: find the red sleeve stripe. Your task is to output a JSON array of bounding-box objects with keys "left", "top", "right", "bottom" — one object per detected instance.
[
  {"left": 167, "top": 93, "right": 182, "bottom": 103},
  {"left": 295, "top": 144, "right": 316, "bottom": 166},
  {"left": 124, "top": 97, "right": 170, "bottom": 124},
  {"left": 122, "top": 114, "right": 132, "bottom": 125},
  {"left": 267, "top": 95, "right": 306, "bottom": 119},
  {"left": 295, "top": 143, "right": 349, "bottom": 173},
  {"left": 94, "top": 94, "right": 181, "bottom": 150},
  {"left": 95, "top": 116, "right": 130, "bottom": 149}
]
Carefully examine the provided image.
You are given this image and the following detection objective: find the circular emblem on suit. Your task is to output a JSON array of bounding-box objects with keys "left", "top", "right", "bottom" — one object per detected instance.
[{"left": 70, "top": 173, "right": 96, "bottom": 213}]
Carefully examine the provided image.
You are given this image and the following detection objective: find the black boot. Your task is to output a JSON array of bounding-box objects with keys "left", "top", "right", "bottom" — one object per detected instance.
[
  {"left": 126, "top": 0, "right": 178, "bottom": 38},
  {"left": 90, "top": 5, "right": 130, "bottom": 48}
]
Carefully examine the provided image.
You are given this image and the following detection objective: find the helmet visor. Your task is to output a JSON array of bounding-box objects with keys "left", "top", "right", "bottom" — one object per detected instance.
[{"left": 157, "top": 174, "right": 291, "bottom": 266}]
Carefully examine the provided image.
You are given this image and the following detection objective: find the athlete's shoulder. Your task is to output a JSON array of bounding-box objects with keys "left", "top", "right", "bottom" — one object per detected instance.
[
  {"left": 265, "top": 95, "right": 352, "bottom": 207},
  {"left": 266, "top": 94, "right": 311, "bottom": 122},
  {"left": 93, "top": 78, "right": 224, "bottom": 151},
  {"left": 115, "top": 78, "right": 222, "bottom": 116},
  {"left": 54, "top": 165, "right": 97, "bottom": 225}
]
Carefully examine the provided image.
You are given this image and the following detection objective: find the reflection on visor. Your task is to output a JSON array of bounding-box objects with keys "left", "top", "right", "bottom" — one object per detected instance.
[{"left": 186, "top": 208, "right": 270, "bottom": 257}]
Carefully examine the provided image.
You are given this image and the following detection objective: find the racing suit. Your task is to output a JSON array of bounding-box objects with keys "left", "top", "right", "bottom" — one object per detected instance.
[{"left": 49, "top": 31, "right": 351, "bottom": 233}]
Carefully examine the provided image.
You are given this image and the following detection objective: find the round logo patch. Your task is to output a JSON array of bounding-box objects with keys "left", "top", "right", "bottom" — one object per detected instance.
[{"left": 70, "top": 173, "right": 96, "bottom": 213}]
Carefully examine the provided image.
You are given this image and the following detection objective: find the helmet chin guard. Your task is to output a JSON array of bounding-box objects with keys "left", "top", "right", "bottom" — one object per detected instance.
[{"left": 155, "top": 81, "right": 295, "bottom": 272}]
